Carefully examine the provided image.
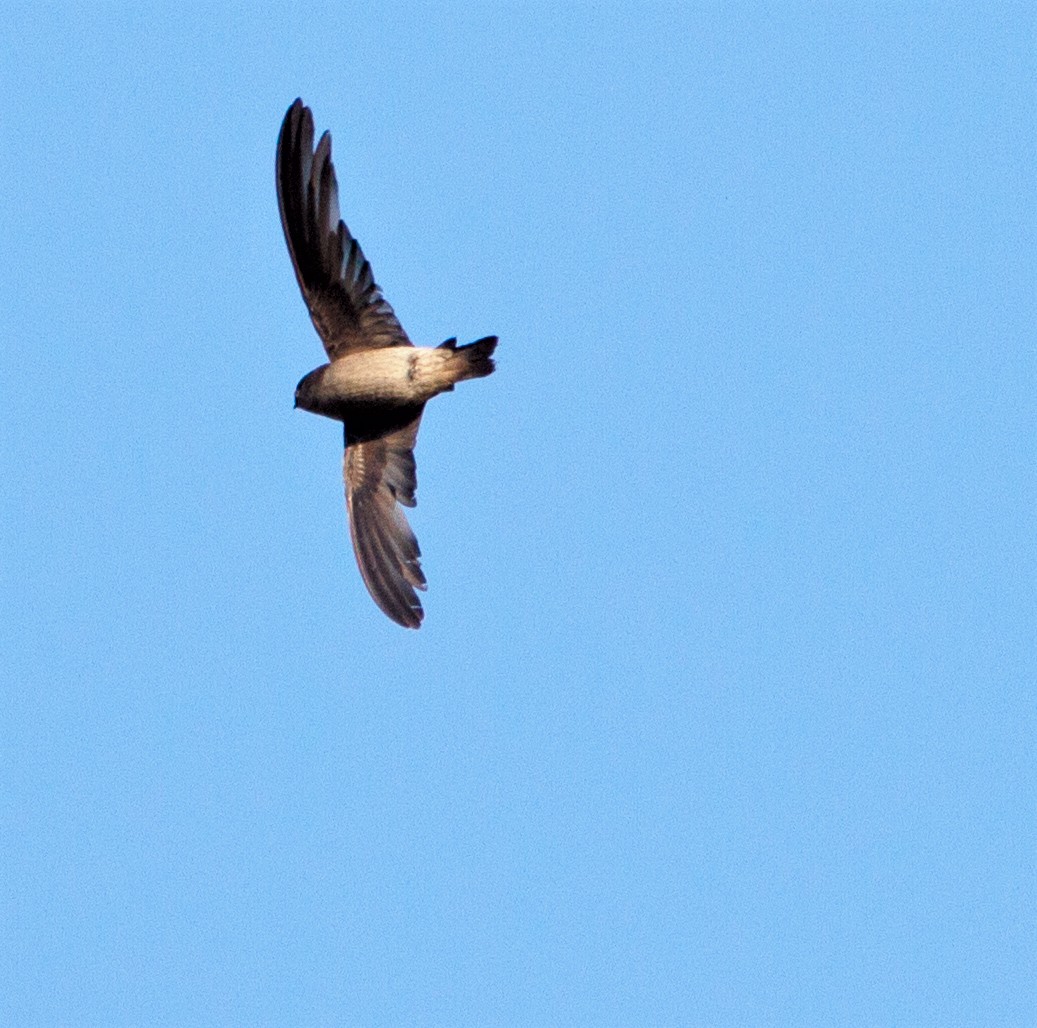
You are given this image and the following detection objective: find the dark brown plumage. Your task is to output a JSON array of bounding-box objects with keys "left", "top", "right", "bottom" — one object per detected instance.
[{"left": 277, "top": 98, "right": 497, "bottom": 628}]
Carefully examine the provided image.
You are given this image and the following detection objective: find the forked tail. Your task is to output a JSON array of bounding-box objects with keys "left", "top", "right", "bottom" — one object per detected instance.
[{"left": 438, "top": 335, "right": 498, "bottom": 383}]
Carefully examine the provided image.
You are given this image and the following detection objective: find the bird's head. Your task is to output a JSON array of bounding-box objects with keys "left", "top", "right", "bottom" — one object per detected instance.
[{"left": 294, "top": 367, "right": 325, "bottom": 413}]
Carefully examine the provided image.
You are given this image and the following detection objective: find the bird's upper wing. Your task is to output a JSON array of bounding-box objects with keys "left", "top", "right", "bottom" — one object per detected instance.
[
  {"left": 276, "top": 98, "right": 412, "bottom": 359},
  {"left": 344, "top": 413, "right": 427, "bottom": 628}
]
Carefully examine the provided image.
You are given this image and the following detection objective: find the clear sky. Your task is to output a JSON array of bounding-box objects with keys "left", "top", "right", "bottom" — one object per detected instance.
[{"left": 2, "top": 4, "right": 1033, "bottom": 1025}]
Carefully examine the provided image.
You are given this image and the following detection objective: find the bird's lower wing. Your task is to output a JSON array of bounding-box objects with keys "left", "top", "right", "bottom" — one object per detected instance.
[{"left": 344, "top": 413, "right": 427, "bottom": 628}]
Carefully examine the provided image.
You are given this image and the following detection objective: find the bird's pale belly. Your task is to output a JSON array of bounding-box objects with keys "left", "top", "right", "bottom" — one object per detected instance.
[{"left": 296, "top": 347, "right": 455, "bottom": 421}]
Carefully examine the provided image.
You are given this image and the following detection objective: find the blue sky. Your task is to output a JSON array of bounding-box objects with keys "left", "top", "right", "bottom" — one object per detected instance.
[{"left": 2, "top": 4, "right": 1033, "bottom": 1025}]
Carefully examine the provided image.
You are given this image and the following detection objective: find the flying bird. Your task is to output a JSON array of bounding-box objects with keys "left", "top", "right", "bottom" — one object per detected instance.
[{"left": 277, "top": 98, "right": 497, "bottom": 628}]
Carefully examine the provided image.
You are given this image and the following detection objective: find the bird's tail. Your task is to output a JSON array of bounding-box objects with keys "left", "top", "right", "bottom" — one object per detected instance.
[{"left": 437, "top": 335, "right": 498, "bottom": 384}]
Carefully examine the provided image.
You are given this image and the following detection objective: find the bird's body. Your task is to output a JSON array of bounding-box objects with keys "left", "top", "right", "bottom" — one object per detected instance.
[
  {"left": 276, "top": 98, "right": 497, "bottom": 628},
  {"left": 295, "top": 339, "right": 494, "bottom": 420}
]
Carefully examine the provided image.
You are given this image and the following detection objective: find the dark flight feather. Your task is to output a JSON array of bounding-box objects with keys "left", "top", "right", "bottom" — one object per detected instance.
[
  {"left": 345, "top": 416, "right": 427, "bottom": 629},
  {"left": 276, "top": 98, "right": 412, "bottom": 359}
]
